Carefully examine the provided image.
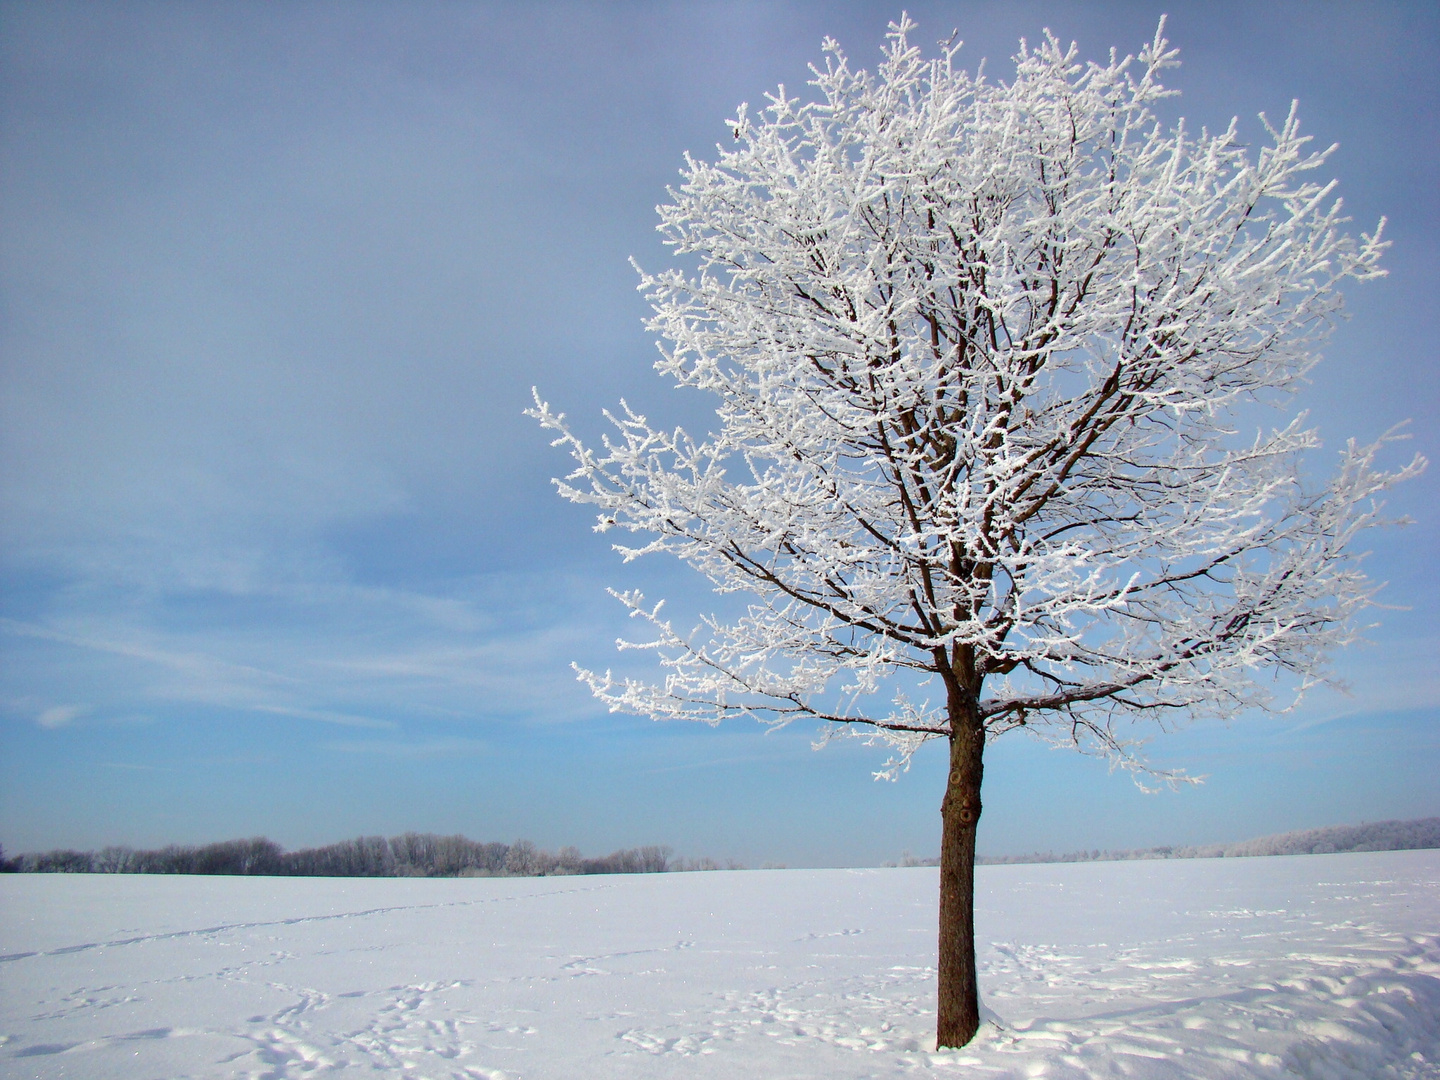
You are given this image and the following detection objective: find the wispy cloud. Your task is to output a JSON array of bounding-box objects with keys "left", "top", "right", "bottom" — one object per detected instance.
[
  {"left": 0, "top": 565, "right": 621, "bottom": 740},
  {"left": 640, "top": 751, "right": 808, "bottom": 775},
  {"left": 251, "top": 704, "right": 395, "bottom": 730},
  {"left": 1283, "top": 635, "right": 1440, "bottom": 734},
  {"left": 322, "top": 737, "right": 489, "bottom": 759},
  {"left": 36, "top": 704, "right": 83, "bottom": 728},
  {"left": 0, "top": 616, "right": 300, "bottom": 691}
]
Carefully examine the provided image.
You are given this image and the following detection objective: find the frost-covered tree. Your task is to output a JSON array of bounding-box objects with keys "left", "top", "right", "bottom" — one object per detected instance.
[{"left": 531, "top": 18, "right": 1422, "bottom": 1047}]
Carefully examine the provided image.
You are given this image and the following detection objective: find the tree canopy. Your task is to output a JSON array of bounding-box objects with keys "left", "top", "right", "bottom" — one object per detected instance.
[{"left": 536, "top": 18, "right": 1416, "bottom": 775}]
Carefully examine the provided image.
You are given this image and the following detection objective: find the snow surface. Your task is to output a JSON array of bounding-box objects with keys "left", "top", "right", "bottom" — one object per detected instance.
[{"left": 2, "top": 850, "right": 1437, "bottom": 1078}]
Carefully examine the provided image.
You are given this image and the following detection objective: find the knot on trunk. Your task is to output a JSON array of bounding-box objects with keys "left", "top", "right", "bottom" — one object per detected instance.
[{"left": 942, "top": 772, "right": 981, "bottom": 825}]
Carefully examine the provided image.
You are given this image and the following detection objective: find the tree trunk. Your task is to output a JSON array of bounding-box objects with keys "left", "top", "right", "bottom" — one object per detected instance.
[{"left": 936, "top": 718, "right": 984, "bottom": 1048}]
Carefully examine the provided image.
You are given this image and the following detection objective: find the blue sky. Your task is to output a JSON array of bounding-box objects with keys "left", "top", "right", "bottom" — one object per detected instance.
[{"left": 2, "top": 0, "right": 1436, "bottom": 866}]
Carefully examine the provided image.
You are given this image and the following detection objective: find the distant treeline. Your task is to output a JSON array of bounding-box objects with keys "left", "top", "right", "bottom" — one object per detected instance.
[
  {"left": 8, "top": 818, "right": 1436, "bottom": 875},
  {"left": 975, "top": 817, "right": 1440, "bottom": 865},
  {"left": 0, "top": 834, "right": 742, "bottom": 877}
]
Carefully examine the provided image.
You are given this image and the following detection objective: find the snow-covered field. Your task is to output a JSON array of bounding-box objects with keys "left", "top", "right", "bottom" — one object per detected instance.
[{"left": 2, "top": 850, "right": 1437, "bottom": 1079}]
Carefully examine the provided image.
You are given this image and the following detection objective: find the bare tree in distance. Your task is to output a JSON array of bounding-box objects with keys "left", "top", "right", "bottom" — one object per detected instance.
[{"left": 531, "top": 16, "right": 1423, "bottom": 1047}]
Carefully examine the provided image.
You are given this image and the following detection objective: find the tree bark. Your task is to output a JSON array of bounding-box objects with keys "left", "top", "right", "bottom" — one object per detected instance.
[{"left": 936, "top": 716, "right": 984, "bottom": 1048}]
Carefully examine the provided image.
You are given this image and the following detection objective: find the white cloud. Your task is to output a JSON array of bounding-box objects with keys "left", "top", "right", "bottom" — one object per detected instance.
[
  {"left": 250, "top": 705, "right": 396, "bottom": 730},
  {"left": 0, "top": 569, "right": 620, "bottom": 737},
  {"left": 1284, "top": 635, "right": 1440, "bottom": 734},
  {"left": 36, "top": 704, "right": 83, "bottom": 728},
  {"left": 322, "top": 737, "right": 488, "bottom": 759},
  {"left": 100, "top": 761, "right": 171, "bottom": 772}
]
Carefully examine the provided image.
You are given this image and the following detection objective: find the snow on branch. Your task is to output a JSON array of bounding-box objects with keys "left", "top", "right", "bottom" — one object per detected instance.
[{"left": 530, "top": 19, "right": 1423, "bottom": 780}]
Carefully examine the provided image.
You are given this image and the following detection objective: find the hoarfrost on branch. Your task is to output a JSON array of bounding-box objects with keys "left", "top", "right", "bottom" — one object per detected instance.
[{"left": 531, "top": 18, "right": 1423, "bottom": 783}]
